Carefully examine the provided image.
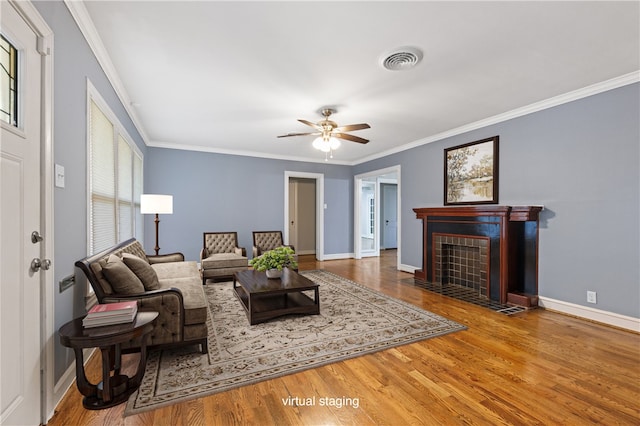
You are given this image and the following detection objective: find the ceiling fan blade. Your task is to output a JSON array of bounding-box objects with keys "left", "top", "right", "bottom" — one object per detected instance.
[
  {"left": 277, "top": 132, "right": 320, "bottom": 138},
  {"left": 298, "top": 119, "right": 323, "bottom": 130},
  {"left": 334, "top": 123, "right": 370, "bottom": 132},
  {"left": 333, "top": 132, "right": 369, "bottom": 144}
]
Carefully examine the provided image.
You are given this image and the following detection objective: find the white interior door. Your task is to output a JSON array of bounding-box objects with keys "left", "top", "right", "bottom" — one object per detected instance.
[
  {"left": 1, "top": 2, "right": 43, "bottom": 424},
  {"left": 359, "top": 181, "right": 378, "bottom": 257},
  {"left": 354, "top": 166, "right": 400, "bottom": 263}
]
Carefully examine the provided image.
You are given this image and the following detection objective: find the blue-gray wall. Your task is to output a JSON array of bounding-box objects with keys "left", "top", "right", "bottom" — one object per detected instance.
[
  {"left": 143, "top": 149, "right": 353, "bottom": 260},
  {"left": 151, "top": 83, "right": 639, "bottom": 319},
  {"left": 34, "top": 0, "right": 639, "bottom": 387},
  {"left": 33, "top": 1, "right": 147, "bottom": 382},
  {"left": 354, "top": 83, "right": 640, "bottom": 318}
]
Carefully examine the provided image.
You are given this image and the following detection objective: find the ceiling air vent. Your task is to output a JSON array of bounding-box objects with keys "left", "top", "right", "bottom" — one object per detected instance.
[{"left": 381, "top": 47, "right": 423, "bottom": 71}]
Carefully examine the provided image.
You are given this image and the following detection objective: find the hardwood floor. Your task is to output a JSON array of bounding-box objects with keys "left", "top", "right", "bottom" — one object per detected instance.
[{"left": 48, "top": 251, "right": 640, "bottom": 425}]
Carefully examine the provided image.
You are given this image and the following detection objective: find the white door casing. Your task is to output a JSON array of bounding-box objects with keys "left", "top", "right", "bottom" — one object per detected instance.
[
  {"left": 1, "top": 1, "right": 53, "bottom": 424},
  {"left": 284, "top": 171, "right": 324, "bottom": 261},
  {"left": 354, "top": 165, "right": 401, "bottom": 266}
]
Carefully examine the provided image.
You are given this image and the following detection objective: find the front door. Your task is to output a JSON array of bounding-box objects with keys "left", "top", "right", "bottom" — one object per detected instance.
[{"left": 1, "top": 2, "right": 44, "bottom": 424}]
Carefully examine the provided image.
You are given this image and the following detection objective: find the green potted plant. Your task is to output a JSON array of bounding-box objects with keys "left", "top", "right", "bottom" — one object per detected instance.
[{"left": 249, "top": 246, "right": 298, "bottom": 278}]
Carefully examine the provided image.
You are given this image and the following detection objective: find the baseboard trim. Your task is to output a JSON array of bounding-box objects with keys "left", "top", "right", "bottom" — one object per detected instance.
[
  {"left": 322, "top": 253, "right": 354, "bottom": 261},
  {"left": 538, "top": 297, "right": 640, "bottom": 333},
  {"left": 53, "top": 348, "right": 95, "bottom": 414},
  {"left": 399, "top": 264, "right": 419, "bottom": 273},
  {"left": 297, "top": 250, "right": 316, "bottom": 255}
]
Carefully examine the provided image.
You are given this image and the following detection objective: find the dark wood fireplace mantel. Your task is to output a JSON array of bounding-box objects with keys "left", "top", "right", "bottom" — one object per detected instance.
[{"left": 413, "top": 205, "right": 543, "bottom": 306}]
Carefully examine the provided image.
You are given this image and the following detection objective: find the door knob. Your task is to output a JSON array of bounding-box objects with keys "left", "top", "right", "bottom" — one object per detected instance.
[
  {"left": 31, "top": 231, "right": 44, "bottom": 244},
  {"left": 31, "top": 258, "right": 51, "bottom": 272}
]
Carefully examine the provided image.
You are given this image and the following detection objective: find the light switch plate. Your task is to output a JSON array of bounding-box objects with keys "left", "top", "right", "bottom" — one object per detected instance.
[{"left": 55, "top": 164, "right": 65, "bottom": 188}]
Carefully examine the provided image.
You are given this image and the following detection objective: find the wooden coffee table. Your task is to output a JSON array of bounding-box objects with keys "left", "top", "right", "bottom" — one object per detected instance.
[{"left": 233, "top": 268, "right": 319, "bottom": 325}]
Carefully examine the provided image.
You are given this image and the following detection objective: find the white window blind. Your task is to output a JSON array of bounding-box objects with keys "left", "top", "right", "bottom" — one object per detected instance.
[
  {"left": 133, "top": 153, "right": 143, "bottom": 242},
  {"left": 89, "top": 99, "right": 116, "bottom": 253},
  {"left": 118, "top": 136, "right": 133, "bottom": 242},
  {"left": 88, "top": 84, "right": 143, "bottom": 255}
]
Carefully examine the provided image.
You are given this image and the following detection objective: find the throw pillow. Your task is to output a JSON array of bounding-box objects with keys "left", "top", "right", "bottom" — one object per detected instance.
[
  {"left": 102, "top": 255, "right": 145, "bottom": 294},
  {"left": 122, "top": 252, "right": 160, "bottom": 290}
]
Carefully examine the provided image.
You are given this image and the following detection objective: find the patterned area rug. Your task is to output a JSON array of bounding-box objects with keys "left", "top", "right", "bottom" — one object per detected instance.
[{"left": 125, "top": 270, "right": 466, "bottom": 416}]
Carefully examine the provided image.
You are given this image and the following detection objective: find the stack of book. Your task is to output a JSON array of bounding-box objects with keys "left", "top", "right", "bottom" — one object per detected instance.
[{"left": 82, "top": 301, "right": 138, "bottom": 328}]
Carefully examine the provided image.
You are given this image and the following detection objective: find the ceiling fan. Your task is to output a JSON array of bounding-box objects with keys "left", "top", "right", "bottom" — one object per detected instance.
[{"left": 278, "top": 108, "right": 370, "bottom": 159}]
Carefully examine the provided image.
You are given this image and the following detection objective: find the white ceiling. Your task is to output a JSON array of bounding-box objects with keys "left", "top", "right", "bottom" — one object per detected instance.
[{"left": 77, "top": 1, "right": 639, "bottom": 165}]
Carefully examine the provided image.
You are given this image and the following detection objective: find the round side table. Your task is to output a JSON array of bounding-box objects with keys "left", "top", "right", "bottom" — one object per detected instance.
[{"left": 58, "top": 311, "right": 158, "bottom": 410}]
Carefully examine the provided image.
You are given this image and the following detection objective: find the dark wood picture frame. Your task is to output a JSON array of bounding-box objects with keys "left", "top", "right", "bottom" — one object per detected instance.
[{"left": 444, "top": 136, "right": 499, "bottom": 205}]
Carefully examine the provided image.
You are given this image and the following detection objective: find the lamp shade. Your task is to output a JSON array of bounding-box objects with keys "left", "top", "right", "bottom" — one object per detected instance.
[{"left": 140, "top": 194, "right": 173, "bottom": 214}]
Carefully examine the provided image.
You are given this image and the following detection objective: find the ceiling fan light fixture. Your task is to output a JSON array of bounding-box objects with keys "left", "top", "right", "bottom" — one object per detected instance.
[
  {"left": 279, "top": 108, "right": 369, "bottom": 160},
  {"left": 313, "top": 135, "right": 340, "bottom": 154},
  {"left": 381, "top": 46, "right": 423, "bottom": 71},
  {"left": 313, "top": 136, "right": 331, "bottom": 152},
  {"left": 329, "top": 137, "right": 340, "bottom": 150}
]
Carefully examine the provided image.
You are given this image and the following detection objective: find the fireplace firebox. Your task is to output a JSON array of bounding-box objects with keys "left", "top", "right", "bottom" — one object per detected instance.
[
  {"left": 435, "top": 234, "right": 489, "bottom": 297},
  {"left": 413, "top": 206, "right": 543, "bottom": 307}
]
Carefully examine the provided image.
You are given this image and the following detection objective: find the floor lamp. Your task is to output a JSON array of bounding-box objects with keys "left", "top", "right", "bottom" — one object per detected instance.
[{"left": 141, "top": 194, "right": 173, "bottom": 255}]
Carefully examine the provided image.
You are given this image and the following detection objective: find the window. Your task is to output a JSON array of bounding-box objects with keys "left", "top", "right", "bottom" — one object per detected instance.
[
  {"left": 0, "top": 34, "right": 18, "bottom": 127},
  {"left": 368, "top": 196, "right": 375, "bottom": 236},
  {"left": 88, "top": 82, "right": 143, "bottom": 255}
]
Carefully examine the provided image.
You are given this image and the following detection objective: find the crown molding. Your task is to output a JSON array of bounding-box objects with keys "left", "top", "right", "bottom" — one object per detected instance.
[
  {"left": 146, "top": 140, "right": 353, "bottom": 166},
  {"left": 63, "top": 0, "right": 638, "bottom": 165},
  {"left": 64, "top": 0, "right": 150, "bottom": 145},
  {"left": 153, "top": 71, "right": 638, "bottom": 166},
  {"left": 354, "top": 71, "right": 640, "bottom": 165}
]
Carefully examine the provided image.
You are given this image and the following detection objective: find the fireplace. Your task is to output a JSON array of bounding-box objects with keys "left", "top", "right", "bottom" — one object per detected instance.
[
  {"left": 434, "top": 234, "right": 489, "bottom": 296},
  {"left": 413, "top": 206, "right": 543, "bottom": 306}
]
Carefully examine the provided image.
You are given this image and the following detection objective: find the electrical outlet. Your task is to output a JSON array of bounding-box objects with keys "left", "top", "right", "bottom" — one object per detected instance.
[
  {"left": 587, "top": 291, "right": 597, "bottom": 304},
  {"left": 55, "top": 164, "right": 65, "bottom": 188}
]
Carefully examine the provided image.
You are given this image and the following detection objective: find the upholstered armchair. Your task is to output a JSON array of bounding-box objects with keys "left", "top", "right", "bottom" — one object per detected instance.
[
  {"left": 200, "top": 232, "right": 248, "bottom": 284},
  {"left": 252, "top": 231, "right": 295, "bottom": 258}
]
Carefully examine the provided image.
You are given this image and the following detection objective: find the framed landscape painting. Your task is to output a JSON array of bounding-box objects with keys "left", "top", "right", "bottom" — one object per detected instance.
[{"left": 444, "top": 136, "right": 499, "bottom": 205}]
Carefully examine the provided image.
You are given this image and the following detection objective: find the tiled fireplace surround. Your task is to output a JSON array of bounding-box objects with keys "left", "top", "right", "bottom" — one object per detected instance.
[
  {"left": 414, "top": 206, "right": 543, "bottom": 307},
  {"left": 434, "top": 234, "right": 489, "bottom": 297}
]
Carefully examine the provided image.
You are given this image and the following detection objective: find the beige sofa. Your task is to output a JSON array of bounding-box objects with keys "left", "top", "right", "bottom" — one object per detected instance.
[{"left": 75, "top": 238, "right": 207, "bottom": 353}]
